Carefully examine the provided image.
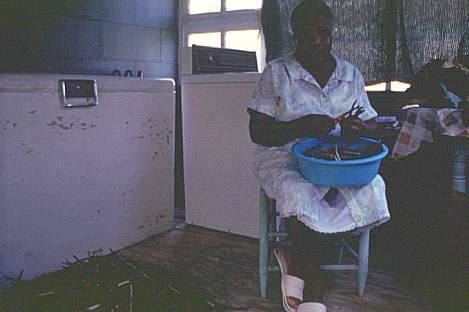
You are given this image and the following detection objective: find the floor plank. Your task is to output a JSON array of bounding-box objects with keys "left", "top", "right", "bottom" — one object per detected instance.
[{"left": 118, "top": 223, "right": 438, "bottom": 312}]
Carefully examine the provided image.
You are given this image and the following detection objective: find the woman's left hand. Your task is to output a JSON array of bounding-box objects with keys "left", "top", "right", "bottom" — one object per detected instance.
[
  {"left": 340, "top": 117, "right": 367, "bottom": 131},
  {"left": 340, "top": 117, "right": 378, "bottom": 134}
]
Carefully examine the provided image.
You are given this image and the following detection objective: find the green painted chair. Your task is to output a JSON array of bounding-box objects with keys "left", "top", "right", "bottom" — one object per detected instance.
[{"left": 258, "top": 188, "right": 371, "bottom": 298}]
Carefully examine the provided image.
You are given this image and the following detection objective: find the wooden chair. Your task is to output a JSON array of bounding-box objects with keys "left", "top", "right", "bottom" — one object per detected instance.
[{"left": 258, "top": 188, "right": 370, "bottom": 298}]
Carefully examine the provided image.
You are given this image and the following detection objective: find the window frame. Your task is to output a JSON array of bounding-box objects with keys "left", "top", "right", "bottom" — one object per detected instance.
[{"left": 178, "top": 0, "right": 264, "bottom": 79}]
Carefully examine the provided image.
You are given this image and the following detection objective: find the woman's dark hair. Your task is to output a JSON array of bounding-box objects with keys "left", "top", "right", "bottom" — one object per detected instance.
[{"left": 290, "top": 0, "right": 332, "bottom": 38}]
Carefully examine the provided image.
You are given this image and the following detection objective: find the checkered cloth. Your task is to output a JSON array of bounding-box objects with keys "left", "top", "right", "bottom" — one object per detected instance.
[{"left": 392, "top": 108, "right": 469, "bottom": 159}]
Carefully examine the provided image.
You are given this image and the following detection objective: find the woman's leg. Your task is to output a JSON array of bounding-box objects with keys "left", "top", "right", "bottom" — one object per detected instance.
[
  {"left": 285, "top": 217, "right": 328, "bottom": 302},
  {"left": 253, "top": 149, "right": 333, "bottom": 303}
]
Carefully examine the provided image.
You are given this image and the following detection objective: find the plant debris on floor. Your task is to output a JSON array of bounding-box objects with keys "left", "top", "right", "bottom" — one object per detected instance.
[{"left": 0, "top": 251, "right": 217, "bottom": 312}]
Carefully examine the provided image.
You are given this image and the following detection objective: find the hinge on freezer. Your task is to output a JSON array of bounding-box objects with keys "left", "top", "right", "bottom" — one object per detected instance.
[{"left": 60, "top": 80, "right": 98, "bottom": 108}]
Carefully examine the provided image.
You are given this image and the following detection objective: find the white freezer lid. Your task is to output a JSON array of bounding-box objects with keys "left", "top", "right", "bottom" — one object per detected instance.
[{"left": 0, "top": 73, "right": 175, "bottom": 93}]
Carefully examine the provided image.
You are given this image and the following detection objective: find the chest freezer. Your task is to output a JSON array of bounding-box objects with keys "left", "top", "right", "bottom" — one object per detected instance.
[{"left": 0, "top": 73, "right": 175, "bottom": 283}]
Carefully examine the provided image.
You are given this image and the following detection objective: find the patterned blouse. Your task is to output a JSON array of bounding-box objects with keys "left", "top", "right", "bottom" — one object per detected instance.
[{"left": 248, "top": 53, "right": 377, "bottom": 123}]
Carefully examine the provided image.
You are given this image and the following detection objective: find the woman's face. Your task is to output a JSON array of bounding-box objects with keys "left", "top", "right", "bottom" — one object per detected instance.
[{"left": 297, "top": 15, "right": 332, "bottom": 60}]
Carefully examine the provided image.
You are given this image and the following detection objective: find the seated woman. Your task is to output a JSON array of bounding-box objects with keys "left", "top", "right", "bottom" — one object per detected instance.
[{"left": 247, "top": 1, "right": 390, "bottom": 311}]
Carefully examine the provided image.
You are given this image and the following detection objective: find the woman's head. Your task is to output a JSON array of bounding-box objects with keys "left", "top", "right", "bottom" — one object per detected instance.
[{"left": 291, "top": 0, "right": 333, "bottom": 59}]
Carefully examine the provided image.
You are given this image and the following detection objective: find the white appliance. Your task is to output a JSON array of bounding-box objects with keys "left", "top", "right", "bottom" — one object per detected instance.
[
  {"left": 0, "top": 73, "right": 175, "bottom": 282},
  {"left": 181, "top": 72, "right": 261, "bottom": 238}
]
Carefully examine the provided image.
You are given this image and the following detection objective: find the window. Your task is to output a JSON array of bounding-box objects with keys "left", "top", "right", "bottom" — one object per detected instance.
[
  {"left": 189, "top": 0, "right": 220, "bottom": 15},
  {"left": 226, "top": 0, "right": 262, "bottom": 11},
  {"left": 225, "top": 29, "right": 261, "bottom": 53},
  {"left": 188, "top": 0, "right": 262, "bottom": 15},
  {"left": 188, "top": 32, "right": 222, "bottom": 48},
  {"left": 179, "top": 0, "right": 264, "bottom": 77}
]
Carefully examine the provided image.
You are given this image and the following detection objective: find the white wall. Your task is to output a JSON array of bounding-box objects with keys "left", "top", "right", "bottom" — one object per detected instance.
[{"left": 0, "top": 0, "right": 178, "bottom": 79}]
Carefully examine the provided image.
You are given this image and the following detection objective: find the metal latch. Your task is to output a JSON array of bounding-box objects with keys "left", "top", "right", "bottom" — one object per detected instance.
[{"left": 60, "top": 79, "right": 98, "bottom": 108}]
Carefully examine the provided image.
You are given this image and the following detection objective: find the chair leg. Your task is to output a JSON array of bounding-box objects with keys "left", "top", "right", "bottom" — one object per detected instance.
[
  {"left": 268, "top": 200, "right": 277, "bottom": 273},
  {"left": 259, "top": 189, "right": 269, "bottom": 298},
  {"left": 358, "top": 230, "right": 370, "bottom": 296},
  {"left": 337, "top": 239, "right": 345, "bottom": 264}
]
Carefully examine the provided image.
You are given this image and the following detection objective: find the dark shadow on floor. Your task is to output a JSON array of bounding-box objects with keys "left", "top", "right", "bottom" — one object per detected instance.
[{"left": 374, "top": 136, "right": 468, "bottom": 311}]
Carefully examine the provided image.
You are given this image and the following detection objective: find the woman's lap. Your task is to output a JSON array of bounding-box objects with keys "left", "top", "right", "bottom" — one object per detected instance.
[{"left": 254, "top": 146, "right": 390, "bottom": 231}]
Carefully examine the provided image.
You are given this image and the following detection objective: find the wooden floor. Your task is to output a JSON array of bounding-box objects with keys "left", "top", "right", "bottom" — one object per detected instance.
[{"left": 118, "top": 222, "right": 439, "bottom": 312}]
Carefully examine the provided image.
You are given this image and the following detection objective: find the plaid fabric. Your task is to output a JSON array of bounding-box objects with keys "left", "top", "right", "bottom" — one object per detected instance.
[
  {"left": 392, "top": 108, "right": 469, "bottom": 159},
  {"left": 437, "top": 109, "right": 469, "bottom": 137}
]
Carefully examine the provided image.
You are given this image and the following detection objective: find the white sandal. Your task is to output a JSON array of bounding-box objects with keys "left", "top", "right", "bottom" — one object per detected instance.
[
  {"left": 297, "top": 302, "right": 327, "bottom": 312},
  {"left": 274, "top": 248, "right": 304, "bottom": 312}
]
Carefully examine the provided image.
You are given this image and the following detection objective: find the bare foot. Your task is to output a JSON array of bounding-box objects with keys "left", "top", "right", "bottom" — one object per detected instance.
[{"left": 286, "top": 296, "right": 301, "bottom": 309}]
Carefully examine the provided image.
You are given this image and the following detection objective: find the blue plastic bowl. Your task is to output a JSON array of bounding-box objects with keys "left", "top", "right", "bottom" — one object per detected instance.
[{"left": 292, "top": 136, "right": 389, "bottom": 187}]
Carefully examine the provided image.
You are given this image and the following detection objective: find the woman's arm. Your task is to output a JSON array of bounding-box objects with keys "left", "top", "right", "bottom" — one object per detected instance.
[{"left": 248, "top": 108, "right": 336, "bottom": 147}]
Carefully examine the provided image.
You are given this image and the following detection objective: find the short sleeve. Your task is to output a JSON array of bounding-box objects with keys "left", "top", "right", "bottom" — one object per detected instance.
[
  {"left": 356, "top": 71, "right": 378, "bottom": 121},
  {"left": 247, "top": 63, "right": 278, "bottom": 118}
]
